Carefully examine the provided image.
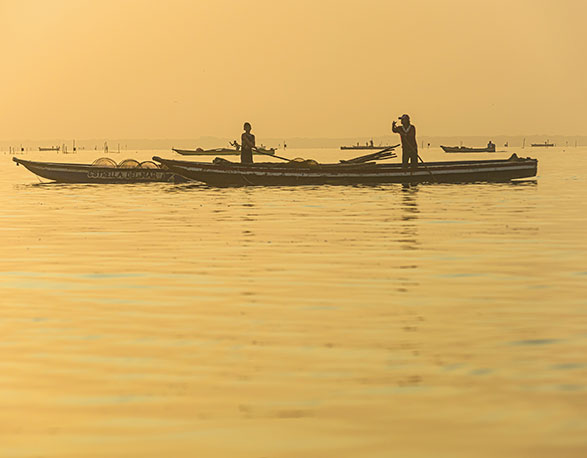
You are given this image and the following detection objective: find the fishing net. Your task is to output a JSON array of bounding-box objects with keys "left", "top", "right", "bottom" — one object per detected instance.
[
  {"left": 213, "top": 157, "right": 234, "bottom": 165},
  {"left": 287, "top": 158, "right": 319, "bottom": 167},
  {"left": 139, "top": 161, "right": 159, "bottom": 169},
  {"left": 91, "top": 157, "right": 117, "bottom": 167},
  {"left": 118, "top": 159, "right": 140, "bottom": 168}
]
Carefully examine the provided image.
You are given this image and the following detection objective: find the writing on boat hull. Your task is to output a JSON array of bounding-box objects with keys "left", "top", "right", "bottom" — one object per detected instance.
[{"left": 87, "top": 170, "right": 168, "bottom": 180}]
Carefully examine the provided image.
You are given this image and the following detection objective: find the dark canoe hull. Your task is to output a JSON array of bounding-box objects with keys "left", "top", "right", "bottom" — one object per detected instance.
[
  {"left": 441, "top": 145, "right": 497, "bottom": 153},
  {"left": 152, "top": 156, "right": 538, "bottom": 187},
  {"left": 531, "top": 143, "right": 554, "bottom": 147},
  {"left": 13, "top": 157, "right": 184, "bottom": 183},
  {"left": 341, "top": 145, "right": 395, "bottom": 150},
  {"left": 173, "top": 148, "right": 276, "bottom": 156}
]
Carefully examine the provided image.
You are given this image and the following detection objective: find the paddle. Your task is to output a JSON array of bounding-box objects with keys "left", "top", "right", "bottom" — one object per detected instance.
[
  {"left": 417, "top": 154, "right": 436, "bottom": 182},
  {"left": 341, "top": 145, "right": 399, "bottom": 164},
  {"left": 377, "top": 145, "right": 400, "bottom": 154},
  {"left": 251, "top": 146, "right": 292, "bottom": 162}
]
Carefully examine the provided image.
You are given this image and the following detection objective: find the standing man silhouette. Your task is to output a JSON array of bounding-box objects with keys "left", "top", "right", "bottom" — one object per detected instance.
[
  {"left": 392, "top": 114, "right": 418, "bottom": 170},
  {"left": 241, "top": 122, "right": 255, "bottom": 164}
]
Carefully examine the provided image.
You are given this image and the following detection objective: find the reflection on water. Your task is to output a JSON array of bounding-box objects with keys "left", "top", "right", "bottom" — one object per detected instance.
[
  {"left": 1, "top": 149, "right": 586, "bottom": 457},
  {"left": 399, "top": 185, "right": 420, "bottom": 250}
]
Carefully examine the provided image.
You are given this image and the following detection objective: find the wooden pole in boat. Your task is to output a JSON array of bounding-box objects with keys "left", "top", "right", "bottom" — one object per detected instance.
[
  {"left": 417, "top": 154, "right": 436, "bottom": 182},
  {"left": 252, "top": 147, "right": 291, "bottom": 162}
]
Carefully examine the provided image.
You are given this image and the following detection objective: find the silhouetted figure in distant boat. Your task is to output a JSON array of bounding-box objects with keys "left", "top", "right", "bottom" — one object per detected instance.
[
  {"left": 487, "top": 140, "right": 495, "bottom": 151},
  {"left": 241, "top": 122, "right": 255, "bottom": 164},
  {"left": 369, "top": 139, "right": 374, "bottom": 147},
  {"left": 392, "top": 114, "right": 418, "bottom": 170}
]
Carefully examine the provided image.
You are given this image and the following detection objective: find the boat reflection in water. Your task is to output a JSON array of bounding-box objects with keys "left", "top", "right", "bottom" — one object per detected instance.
[
  {"left": 399, "top": 185, "right": 420, "bottom": 249},
  {"left": 397, "top": 185, "right": 421, "bottom": 294}
]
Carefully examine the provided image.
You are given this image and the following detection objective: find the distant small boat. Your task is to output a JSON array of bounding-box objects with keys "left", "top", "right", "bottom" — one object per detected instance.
[
  {"left": 256, "top": 146, "right": 277, "bottom": 155},
  {"left": 341, "top": 145, "right": 395, "bottom": 150},
  {"left": 531, "top": 141, "right": 554, "bottom": 147},
  {"left": 13, "top": 157, "right": 185, "bottom": 183},
  {"left": 173, "top": 147, "right": 276, "bottom": 156},
  {"left": 39, "top": 146, "right": 60, "bottom": 151},
  {"left": 441, "top": 143, "right": 496, "bottom": 153},
  {"left": 173, "top": 147, "right": 238, "bottom": 155}
]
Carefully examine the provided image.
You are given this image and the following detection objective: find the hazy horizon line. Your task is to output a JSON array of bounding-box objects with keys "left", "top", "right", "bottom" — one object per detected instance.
[{"left": 3, "top": 133, "right": 586, "bottom": 143}]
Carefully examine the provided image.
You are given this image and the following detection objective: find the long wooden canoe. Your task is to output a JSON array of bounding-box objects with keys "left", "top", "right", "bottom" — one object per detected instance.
[
  {"left": 13, "top": 157, "right": 185, "bottom": 183},
  {"left": 152, "top": 154, "right": 537, "bottom": 187}
]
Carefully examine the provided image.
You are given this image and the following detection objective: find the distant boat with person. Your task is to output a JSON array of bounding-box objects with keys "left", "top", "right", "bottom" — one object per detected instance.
[
  {"left": 341, "top": 139, "right": 394, "bottom": 150},
  {"left": 173, "top": 147, "right": 239, "bottom": 156},
  {"left": 173, "top": 144, "right": 277, "bottom": 156},
  {"left": 441, "top": 141, "right": 496, "bottom": 153},
  {"left": 39, "top": 146, "right": 60, "bottom": 152},
  {"left": 531, "top": 141, "right": 554, "bottom": 147}
]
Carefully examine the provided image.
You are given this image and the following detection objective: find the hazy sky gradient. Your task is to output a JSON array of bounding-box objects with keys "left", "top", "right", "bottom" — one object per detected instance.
[{"left": 1, "top": 0, "right": 585, "bottom": 139}]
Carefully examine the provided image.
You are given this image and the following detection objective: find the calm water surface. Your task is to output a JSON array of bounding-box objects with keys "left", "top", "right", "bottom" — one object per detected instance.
[{"left": 1, "top": 147, "right": 586, "bottom": 457}]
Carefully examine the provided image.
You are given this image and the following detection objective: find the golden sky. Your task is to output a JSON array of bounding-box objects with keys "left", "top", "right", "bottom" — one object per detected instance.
[{"left": 0, "top": 0, "right": 585, "bottom": 139}]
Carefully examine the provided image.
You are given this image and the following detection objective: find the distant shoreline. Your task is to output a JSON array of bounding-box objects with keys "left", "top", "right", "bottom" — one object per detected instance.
[{"left": 1, "top": 135, "right": 585, "bottom": 150}]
